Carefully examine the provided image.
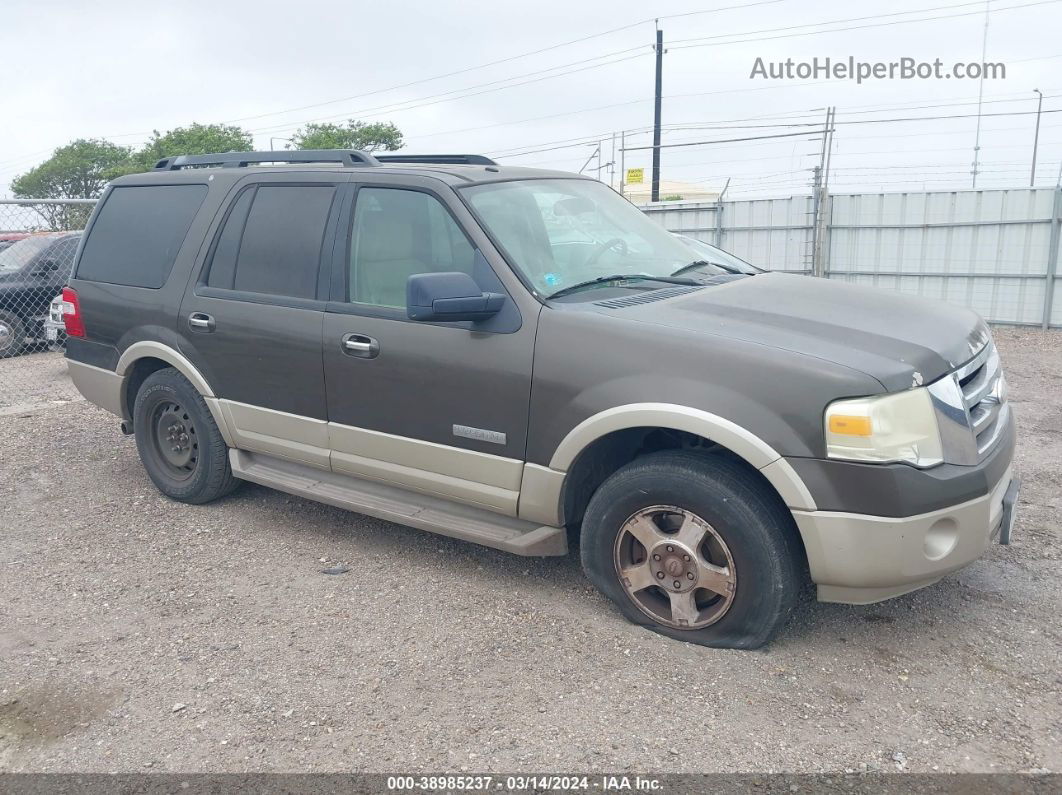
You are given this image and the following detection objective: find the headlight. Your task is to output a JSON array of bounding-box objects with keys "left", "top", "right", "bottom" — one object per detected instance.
[{"left": 824, "top": 388, "right": 943, "bottom": 468}]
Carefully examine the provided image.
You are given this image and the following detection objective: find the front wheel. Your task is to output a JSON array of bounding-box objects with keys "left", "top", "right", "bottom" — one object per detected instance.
[
  {"left": 580, "top": 450, "right": 804, "bottom": 649},
  {"left": 133, "top": 367, "right": 240, "bottom": 504}
]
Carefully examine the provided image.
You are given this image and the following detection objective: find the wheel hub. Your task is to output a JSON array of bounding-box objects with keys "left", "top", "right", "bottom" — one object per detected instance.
[
  {"left": 152, "top": 403, "right": 197, "bottom": 473},
  {"left": 649, "top": 543, "right": 698, "bottom": 592}
]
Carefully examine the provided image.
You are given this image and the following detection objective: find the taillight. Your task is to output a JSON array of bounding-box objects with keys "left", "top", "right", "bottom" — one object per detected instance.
[{"left": 61, "top": 286, "right": 85, "bottom": 338}]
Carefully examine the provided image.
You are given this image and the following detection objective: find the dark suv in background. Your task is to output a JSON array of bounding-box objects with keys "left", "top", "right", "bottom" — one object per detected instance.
[
  {"left": 0, "top": 232, "right": 80, "bottom": 356},
  {"left": 62, "top": 150, "right": 1017, "bottom": 649}
]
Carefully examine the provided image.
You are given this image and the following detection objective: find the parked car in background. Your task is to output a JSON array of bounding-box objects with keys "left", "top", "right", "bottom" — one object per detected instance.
[
  {"left": 673, "top": 233, "right": 762, "bottom": 275},
  {"left": 43, "top": 292, "right": 67, "bottom": 348},
  {"left": 0, "top": 233, "right": 31, "bottom": 254},
  {"left": 0, "top": 232, "right": 81, "bottom": 357}
]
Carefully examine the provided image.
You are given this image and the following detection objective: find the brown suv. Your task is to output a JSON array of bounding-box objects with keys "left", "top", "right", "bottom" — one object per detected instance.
[{"left": 64, "top": 150, "right": 1018, "bottom": 648}]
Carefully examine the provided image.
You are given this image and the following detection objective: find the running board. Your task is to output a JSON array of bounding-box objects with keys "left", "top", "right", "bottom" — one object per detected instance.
[{"left": 229, "top": 450, "right": 568, "bottom": 557}]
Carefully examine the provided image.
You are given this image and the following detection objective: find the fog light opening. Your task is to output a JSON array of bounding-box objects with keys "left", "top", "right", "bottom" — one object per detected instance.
[{"left": 924, "top": 519, "right": 959, "bottom": 561}]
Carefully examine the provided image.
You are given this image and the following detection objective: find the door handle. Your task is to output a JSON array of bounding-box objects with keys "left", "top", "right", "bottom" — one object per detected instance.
[
  {"left": 341, "top": 333, "right": 379, "bottom": 359},
  {"left": 188, "top": 312, "right": 215, "bottom": 332}
]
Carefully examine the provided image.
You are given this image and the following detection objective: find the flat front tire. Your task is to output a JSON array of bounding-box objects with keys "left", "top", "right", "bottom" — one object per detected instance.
[
  {"left": 133, "top": 367, "right": 240, "bottom": 504},
  {"left": 580, "top": 450, "right": 804, "bottom": 649}
]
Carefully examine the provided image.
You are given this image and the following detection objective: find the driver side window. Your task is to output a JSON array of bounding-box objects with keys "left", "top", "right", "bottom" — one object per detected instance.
[{"left": 348, "top": 188, "right": 476, "bottom": 308}]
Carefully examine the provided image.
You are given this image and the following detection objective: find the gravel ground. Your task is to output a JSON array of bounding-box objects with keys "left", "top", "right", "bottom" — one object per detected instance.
[{"left": 0, "top": 327, "right": 1059, "bottom": 774}]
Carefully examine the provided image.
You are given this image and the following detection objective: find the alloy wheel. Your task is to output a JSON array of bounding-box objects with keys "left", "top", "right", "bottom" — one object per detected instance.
[{"left": 613, "top": 505, "right": 737, "bottom": 629}]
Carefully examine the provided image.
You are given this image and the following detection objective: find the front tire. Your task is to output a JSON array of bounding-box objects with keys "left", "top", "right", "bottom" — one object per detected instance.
[
  {"left": 580, "top": 450, "right": 804, "bottom": 649},
  {"left": 133, "top": 367, "right": 240, "bottom": 504}
]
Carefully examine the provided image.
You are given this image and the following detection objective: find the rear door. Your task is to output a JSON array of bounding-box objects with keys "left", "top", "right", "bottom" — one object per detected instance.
[
  {"left": 179, "top": 172, "right": 347, "bottom": 469},
  {"left": 321, "top": 174, "right": 541, "bottom": 516}
]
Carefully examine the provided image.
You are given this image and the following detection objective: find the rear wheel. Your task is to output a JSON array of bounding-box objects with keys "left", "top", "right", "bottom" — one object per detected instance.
[
  {"left": 580, "top": 450, "right": 803, "bottom": 649},
  {"left": 0, "top": 311, "right": 27, "bottom": 358},
  {"left": 133, "top": 367, "right": 240, "bottom": 504}
]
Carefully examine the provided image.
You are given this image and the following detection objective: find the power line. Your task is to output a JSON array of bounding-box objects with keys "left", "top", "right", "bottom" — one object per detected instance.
[
  {"left": 668, "top": 0, "right": 1060, "bottom": 49},
  {"left": 213, "top": 0, "right": 789, "bottom": 128}
]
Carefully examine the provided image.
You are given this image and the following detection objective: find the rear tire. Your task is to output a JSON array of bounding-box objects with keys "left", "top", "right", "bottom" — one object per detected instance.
[
  {"left": 0, "top": 311, "right": 27, "bottom": 358},
  {"left": 580, "top": 450, "right": 803, "bottom": 649},
  {"left": 133, "top": 367, "right": 240, "bottom": 504}
]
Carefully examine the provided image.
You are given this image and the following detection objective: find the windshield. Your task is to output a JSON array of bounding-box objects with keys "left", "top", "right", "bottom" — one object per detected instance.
[
  {"left": 0, "top": 235, "right": 55, "bottom": 274},
  {"left": 674, "top": 235, "right": 762, "bottom": 275},
  {"left": 462, "top": 179, "right": 727, "bottom": 296}
]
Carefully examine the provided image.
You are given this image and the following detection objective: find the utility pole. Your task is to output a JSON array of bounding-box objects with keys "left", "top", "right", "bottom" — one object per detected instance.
[
  {"left": 1031, "top": 89, "right": 1044, "bottom": 187},
  {"left": 619, "top": 130, "right": 627, "bottom": 198},
  {"left": 971, "top": 0, "right": 990, "bottom": 188},
  {"left": 651, "top": 26, "right": 664, "bottom": 202},
  {"left": 610, "top": 132, "right": 616, "bottom": 190}
]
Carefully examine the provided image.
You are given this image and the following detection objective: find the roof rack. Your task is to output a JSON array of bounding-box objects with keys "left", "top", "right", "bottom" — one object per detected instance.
[
  {"left": 152, "top": 150, "right": 498, "bottom": 171},
  {"left": 375, "top": 154, "right": 497, "bottom": 166},
  {"left": 152, "top": 150, "right": 380, "bottom": 170}
]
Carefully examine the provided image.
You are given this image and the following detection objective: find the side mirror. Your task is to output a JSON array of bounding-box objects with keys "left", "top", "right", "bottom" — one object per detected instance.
[{"left": 407, "top": 272, "right": 506, "bottom": 322}]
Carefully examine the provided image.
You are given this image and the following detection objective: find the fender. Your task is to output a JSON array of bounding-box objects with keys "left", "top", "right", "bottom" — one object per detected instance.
[
  {"left": 113, "top": 341, "right": 235, "bottom": 445},
  {"left": 517, "top": 402, "right": 817, "bottom": 526}
]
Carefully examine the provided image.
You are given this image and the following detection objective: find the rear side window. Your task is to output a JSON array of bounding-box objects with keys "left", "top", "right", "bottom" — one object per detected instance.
[
  {"left": 76, "top": 185, "right": 207, "bottom": 288},
  {"left": 206, "top": 185, "right": 336, "bottom": 300}
]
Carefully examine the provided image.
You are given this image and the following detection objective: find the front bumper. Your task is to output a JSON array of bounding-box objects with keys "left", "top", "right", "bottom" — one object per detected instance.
[{"left": 792, "top": 465, "right": 1017, "bottom": 605}]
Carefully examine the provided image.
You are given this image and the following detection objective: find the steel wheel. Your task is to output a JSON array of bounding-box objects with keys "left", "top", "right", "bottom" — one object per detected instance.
[
  {"left": 149, "top": 400, "right": 199, "bottom": 481},
  {"left": 613, "top": 504, "right": 737, "bottom": 629}
]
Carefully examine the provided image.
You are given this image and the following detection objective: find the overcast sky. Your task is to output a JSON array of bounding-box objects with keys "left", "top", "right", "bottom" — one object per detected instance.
[{"left": 2, "top": 0, "right": 1060, "bottom": 199}]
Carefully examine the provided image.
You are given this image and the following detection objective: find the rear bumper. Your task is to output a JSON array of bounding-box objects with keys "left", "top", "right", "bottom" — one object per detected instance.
[{"left": 792, "top": 465, "right": 1017, "bottom": 604}]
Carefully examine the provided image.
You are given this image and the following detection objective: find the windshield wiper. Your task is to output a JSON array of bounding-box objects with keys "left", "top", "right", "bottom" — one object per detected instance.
[
  {"left": 671, "top": 259, "right": 744, "bottom": 277},
  {"left": 547, "top": 273, "right": 700, "bottom": 299}
]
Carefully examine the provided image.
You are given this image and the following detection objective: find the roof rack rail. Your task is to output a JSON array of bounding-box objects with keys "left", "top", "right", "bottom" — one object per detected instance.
[
  {"left": 374, "top": 154, "right": 497, "bottom": 166},
  {"left": 152, "top": 149, "right": 381, "bottom": 170}
]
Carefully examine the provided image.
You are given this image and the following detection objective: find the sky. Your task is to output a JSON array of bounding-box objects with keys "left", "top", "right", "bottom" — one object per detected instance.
[{"left": 1, "top": 0, "right": 1061, "bottom": 200}]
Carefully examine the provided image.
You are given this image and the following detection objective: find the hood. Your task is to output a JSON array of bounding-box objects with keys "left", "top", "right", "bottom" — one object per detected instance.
[{"left": 606, "top": 272, "right": 989, "bottom": 392}]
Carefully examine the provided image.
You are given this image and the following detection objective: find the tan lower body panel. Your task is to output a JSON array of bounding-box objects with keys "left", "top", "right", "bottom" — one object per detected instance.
[
  {"left": 218, "top": 400, "right": 330, "bottom": 471},
  {"left": 794, "top": 466, "right": 1013, "bottom": 604},
  {"left": 328, "top": 422, "right": 522, "bottom": 515},
  {"left": 217, "top": 400, "right": 524, "bottom": 515},
  {"left": 67, "top": 361, "right": 124, "bottom": 417},
  {"left": 230, "top": 449, "right": 567, "bottom": 556}
]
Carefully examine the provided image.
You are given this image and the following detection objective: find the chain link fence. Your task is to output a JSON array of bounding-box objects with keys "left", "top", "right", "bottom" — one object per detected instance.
[{"left": 0, "top": 199, "right": 95, "bottom": 410}]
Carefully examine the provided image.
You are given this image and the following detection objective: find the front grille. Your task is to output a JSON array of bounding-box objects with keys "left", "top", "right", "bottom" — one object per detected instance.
[
  {"left": 929, "top": 339, "right": 1010, "bottom": 465},
  {"left": 955, "top": 342, "right": 1009, "bottom": 457}
]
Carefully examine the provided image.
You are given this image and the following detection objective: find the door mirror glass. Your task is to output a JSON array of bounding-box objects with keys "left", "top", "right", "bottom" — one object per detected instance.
[{"left": 407, "top": 271, "right": 506, "bottom": 322}]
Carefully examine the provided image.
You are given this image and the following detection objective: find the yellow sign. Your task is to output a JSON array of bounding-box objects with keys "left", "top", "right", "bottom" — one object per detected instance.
[{"left": 625, "top": 168, "right": 644, "bottom": 185}]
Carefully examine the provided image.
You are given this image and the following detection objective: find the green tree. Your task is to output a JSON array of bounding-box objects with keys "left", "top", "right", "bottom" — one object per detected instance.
[
  {"left": 11, "top": 139, "right": 135, "bottom": 229},
  {"left": 134, "top": 122, "right": 253, "bottom": 170},
  {"left": 290, "top": 120, "right": 403, "bottom": 152}
]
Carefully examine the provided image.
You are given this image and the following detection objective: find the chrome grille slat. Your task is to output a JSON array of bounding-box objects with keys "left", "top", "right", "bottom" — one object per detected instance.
[
  {"left": 970, "top": 400, "right": 1001, "bottom": 432},
  {"left": 929, "top": 339, "right": 1009, "bottom": 465},
  {"left": 961, "top": 349, "right": 1001, "bottom": 406},
  {"left": 977, "top": 403, "right": 1010, "bottom": 455}
]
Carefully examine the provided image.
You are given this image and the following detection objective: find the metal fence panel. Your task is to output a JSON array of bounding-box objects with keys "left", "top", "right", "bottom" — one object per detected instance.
[{"left": 642, "top": 186, "right": 1062, "bottom": 328}]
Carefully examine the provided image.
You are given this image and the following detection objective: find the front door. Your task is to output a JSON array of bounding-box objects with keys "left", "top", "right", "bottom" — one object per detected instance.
[
  {"left": 322, "top": 176, "right": 540, "bottom": 515},
  {"left": 179, "top": 173, "right": 346, "bottom": 469}
]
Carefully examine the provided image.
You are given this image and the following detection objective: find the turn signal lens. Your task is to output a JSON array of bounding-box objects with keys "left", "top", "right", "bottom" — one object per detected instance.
[{"left": 828, "top": 415, "right": 873, "bottom": 436}]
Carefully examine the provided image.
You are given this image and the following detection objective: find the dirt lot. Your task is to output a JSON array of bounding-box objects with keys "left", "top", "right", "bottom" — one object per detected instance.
[{"left": 0, "top": 327, "right": 1059, "bottom": 774}]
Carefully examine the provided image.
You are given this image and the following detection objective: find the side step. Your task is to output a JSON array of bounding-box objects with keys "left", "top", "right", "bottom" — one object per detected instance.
[{"left": 229, "top": 450, "right": 568, "bottom": 556}]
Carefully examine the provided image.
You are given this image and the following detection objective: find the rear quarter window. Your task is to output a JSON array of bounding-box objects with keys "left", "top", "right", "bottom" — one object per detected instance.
[{"left": 76, "top": 184, "right": 208, "bottom": 288}]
